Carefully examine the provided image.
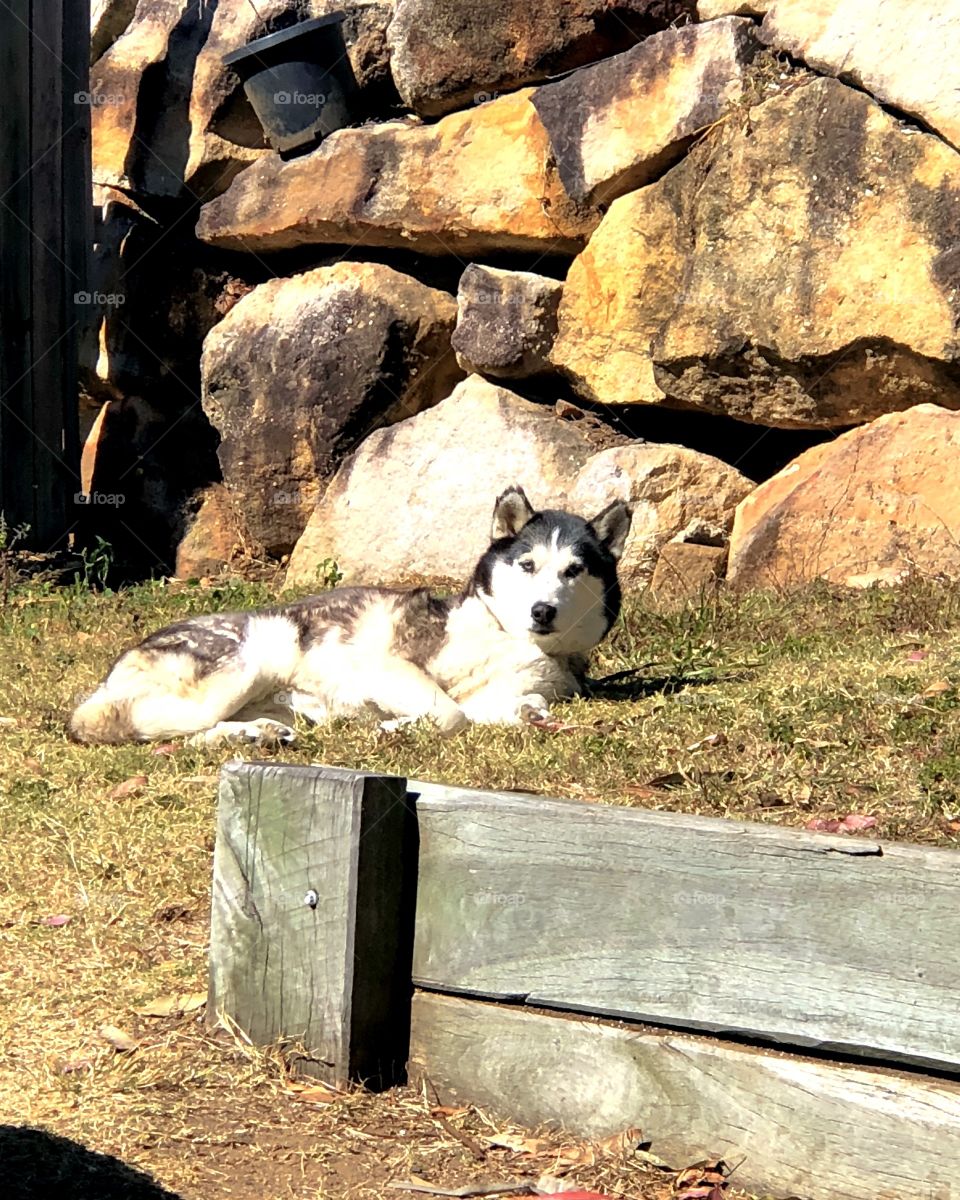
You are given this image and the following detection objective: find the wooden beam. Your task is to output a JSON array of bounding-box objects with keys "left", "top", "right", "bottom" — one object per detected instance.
[
  {"left": 410, "top": 991, "right": 960, "bottom": 1200},
  {"left": 209, "top": 762, "right": 416, "bottom": 1088},
  {"left": 410, "top": 780, "right": 960, "bottom": 1072}
]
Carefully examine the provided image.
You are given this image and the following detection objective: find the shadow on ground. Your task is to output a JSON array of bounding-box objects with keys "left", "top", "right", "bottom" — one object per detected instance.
[{"left": 3, "top": 1126, "right": 181, "bottom": 1200}]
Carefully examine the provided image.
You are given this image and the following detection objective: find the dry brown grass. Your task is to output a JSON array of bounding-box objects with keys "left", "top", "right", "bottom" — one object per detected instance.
[{"left": 2, "top": 570, "right": 960, "bottom": 1197}]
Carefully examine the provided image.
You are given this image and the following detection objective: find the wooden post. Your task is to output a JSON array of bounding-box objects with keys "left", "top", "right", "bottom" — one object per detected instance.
[{"left": 209, "top": 762, "right": 417, "bottom": 1088}]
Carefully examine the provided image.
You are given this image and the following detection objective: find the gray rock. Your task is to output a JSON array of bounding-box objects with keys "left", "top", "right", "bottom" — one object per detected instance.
[{"left": 452, "top": 266, "right": 562, "bottom": 379}]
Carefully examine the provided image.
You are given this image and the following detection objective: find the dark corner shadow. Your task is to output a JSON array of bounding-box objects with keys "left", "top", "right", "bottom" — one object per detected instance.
[{"left": 1, "top": 1126, "right": 182, "bottom": 1200}]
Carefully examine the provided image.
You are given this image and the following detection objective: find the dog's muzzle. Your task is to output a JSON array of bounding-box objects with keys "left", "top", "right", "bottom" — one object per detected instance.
[{"left": 530, "top": 602, "right": 557, "bottom": 633}]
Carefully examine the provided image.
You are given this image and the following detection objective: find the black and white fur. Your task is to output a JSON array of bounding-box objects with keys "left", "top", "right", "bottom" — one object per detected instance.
[{"left": 69, "top": 487, "right": 632, "bottom": 746}]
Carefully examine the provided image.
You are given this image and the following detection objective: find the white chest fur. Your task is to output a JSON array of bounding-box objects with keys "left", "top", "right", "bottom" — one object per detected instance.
[{"left": 427, "top": 595, "right": 579, "bottom": 714}]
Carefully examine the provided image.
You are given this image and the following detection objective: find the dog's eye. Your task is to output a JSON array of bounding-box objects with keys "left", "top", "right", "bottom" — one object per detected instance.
[
  {"left": 518, "top": 560, "right": 535, "bottom": 574},
  {"left": 563, "top": 563, "right": 583, "bottom": 579}
]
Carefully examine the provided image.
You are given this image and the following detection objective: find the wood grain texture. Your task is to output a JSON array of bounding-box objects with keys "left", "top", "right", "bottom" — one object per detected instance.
[
  {"left": 410, "top": 991, "right": 960, "bottom": 1200},
  {"left": 0, "top": 0, "right": 85, "bottom": 545},
  {"left": 409, "top": 780, "right": 960, "bottom": 1071},
  {"left": 210, "top": 763, "right": 415, "bottom": 1087}
]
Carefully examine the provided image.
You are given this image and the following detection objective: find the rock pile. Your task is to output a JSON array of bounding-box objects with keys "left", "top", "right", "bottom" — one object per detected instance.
[{"left": 83, "top": 0, "right": 960, "bottom": 593}]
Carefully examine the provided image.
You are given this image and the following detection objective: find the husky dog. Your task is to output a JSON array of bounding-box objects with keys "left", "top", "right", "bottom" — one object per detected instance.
[{"left": 69, "top": 486, "right": 632, "bottom": 746}]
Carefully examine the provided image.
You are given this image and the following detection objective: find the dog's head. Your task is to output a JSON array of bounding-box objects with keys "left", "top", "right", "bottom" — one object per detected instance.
[{"left": 469, "top": 485, "right": 633, "bottom": 654}]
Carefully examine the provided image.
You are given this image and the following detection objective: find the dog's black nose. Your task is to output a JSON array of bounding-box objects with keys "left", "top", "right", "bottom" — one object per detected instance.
[{"left": 531, "top": 602, "right": 557, "bottom": 628}]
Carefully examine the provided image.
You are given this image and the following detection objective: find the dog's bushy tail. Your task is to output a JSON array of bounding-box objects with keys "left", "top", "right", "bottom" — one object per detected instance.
[{"left": 68, "top": 690, "right": 137, "bottom": 744}]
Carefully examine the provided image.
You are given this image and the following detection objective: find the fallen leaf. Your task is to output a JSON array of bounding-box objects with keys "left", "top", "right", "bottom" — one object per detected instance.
[
  {"left": 37, "top": 914, "right": 72, "bottom": 927},
  {"left": 486, "top": 1132, "right": 551, "bottom": 1155},
  {"left": 135, "top": 991, "right": 206, "bottom": 1018},
  {"left": 805, "top": 818, "right": 841, "bottom": 833},
  {"left": 152, "top": 743, "right": 179, "bottom": 756},
  {"left": 555, "top": 399, "right": 585, "bottom": 420},
  {"left": 55, "top": 1056, "right": 93, "bottom": 1075},
  {"left": 921, "top": 679, "right": 953, "bottom": 697},
  {"left": 153, "top": 903, "right": 193, "bottom": 923},
  {"left": 906, "top": 649, "right": 929, "bottom": 661},
  {"left": 805, "top": 814, "right": 877, "bottom": 834},
  {"left": 673, "top": 1158, "right": 728, "bottom": 1198},
  {"left": 647, "top": 772, "right": 689, "bottom": 791},
  {"left": 291, "top": 1084, "right": 341, "bottom": 1105},
  {"left": 623, "top": 784, "right": 660, "bottom": 801},
  {"left": 839, "top": 813, "right": 877, "bottom": 831},
  {"left": 23, "top": 757, "right": 43, "bottom": 773},
  {"left": 431, "top": 1106, "right": 471, "bottom": 1119},
  {"left": 99, "top": 1023, "right": 140, "bottom": 1052},
  {"left": 109, "top": 774, "right": 148, "bottom": 800},
  {"left": 686, "top": 732, "right": 728, "bottom": 753},
  {"left": 555, "top": 1127, "right": 643, "bottom": 1168}
]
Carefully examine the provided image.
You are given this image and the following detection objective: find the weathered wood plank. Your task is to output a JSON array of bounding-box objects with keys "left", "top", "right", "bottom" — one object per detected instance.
[
  {"left": 0, "top": 0, "right": 84, "bottom": 543},
  {"left": 410, "top": 991, "right": 960, "bottom": 1200},
  {"left": 0, "top": 0, "right": 35, "bottom": 531},
  {"left": 409, "top": 780, "right": 960, "bottom": 1071},
  {"left": 209, "top": 763, "right": 416, "bottom": 1087}
]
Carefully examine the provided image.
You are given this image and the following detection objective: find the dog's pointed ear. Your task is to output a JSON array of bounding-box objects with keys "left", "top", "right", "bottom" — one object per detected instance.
[
  {"left": 491, "top": 486, "right": 536, "bottom": 540},
  {"left": 591, "top": 500, "right": 633, "bottom": 560}
]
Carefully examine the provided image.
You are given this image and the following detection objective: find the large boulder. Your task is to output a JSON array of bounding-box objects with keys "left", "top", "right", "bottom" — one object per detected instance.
[
  {"left": 186, "top": 0, "right": 396, "bottom": 197},
  {"left": 727, "top": 405, "right": 960, "bottom": 589},
  {"left": 760, "top": 1, "right": 960, "bottom": 153},
  {"left": 452, "top": 266, "right": 562, "bottom": 379},
  {"left": 90, "top": 0, "right": 214, "bottom": 198},
  {"left": 387, "top": 0, "right": 695, "bottom": 117},
  {"left": 196, "top": 89, "right": 596, "bottom": 255},
  {"left": 531, "top": 17, "right": 757, "bottom": 207},
  {"left": 569, "top": 444, "right": 753, "bottom": 581},
  {"left": 201, "top": 263, "right": 461, "bottom": 557},
  {"left": 285, "top": 377, "right": 606, "bottom": 586},
  {"left": 285, "top": 376, "right": 753, "bottom": 587},
  {"left": 552, "top": 76, "right": 960, "bottom": 428}
]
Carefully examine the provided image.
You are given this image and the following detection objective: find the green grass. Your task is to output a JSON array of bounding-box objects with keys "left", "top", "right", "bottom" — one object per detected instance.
[{"left": 1, "top": 569, "right": 959, "bottom": 1198}]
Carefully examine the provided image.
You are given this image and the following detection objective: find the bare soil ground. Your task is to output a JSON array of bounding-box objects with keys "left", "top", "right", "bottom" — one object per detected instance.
[{"left": 2, "top": 569, "right": 959, "bottom": 1198}]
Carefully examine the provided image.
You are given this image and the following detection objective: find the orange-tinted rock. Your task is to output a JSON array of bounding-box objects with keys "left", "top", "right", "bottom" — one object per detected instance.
[
  {"left": 175, "top": 485, "right": 253, "bottom": 579},
  {"left": 90, "top": 1, "right": 214, "bottom": 197},
  {"left": 650, "top": 542, "right": 728, "bottom": 607},
  {"left": 727, "top": 405, "right": 960, "bottom": 589},
  {"left": 553, "top": 77, "right": 960, "bottom": 428},
  {"left": 196, "top": 89, "right": 597, "bottom": 255}
]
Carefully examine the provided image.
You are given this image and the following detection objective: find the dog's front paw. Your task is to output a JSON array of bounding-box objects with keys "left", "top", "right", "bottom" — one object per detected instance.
[
  {"left": 379, "top": 708, "right": 468, "bottom": 737},
  {"left": 190, "top": 719, "right": 297, "bottom": 748},
  {"left": 520, "top": 703, "right": 555, "bottom": 725}
]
